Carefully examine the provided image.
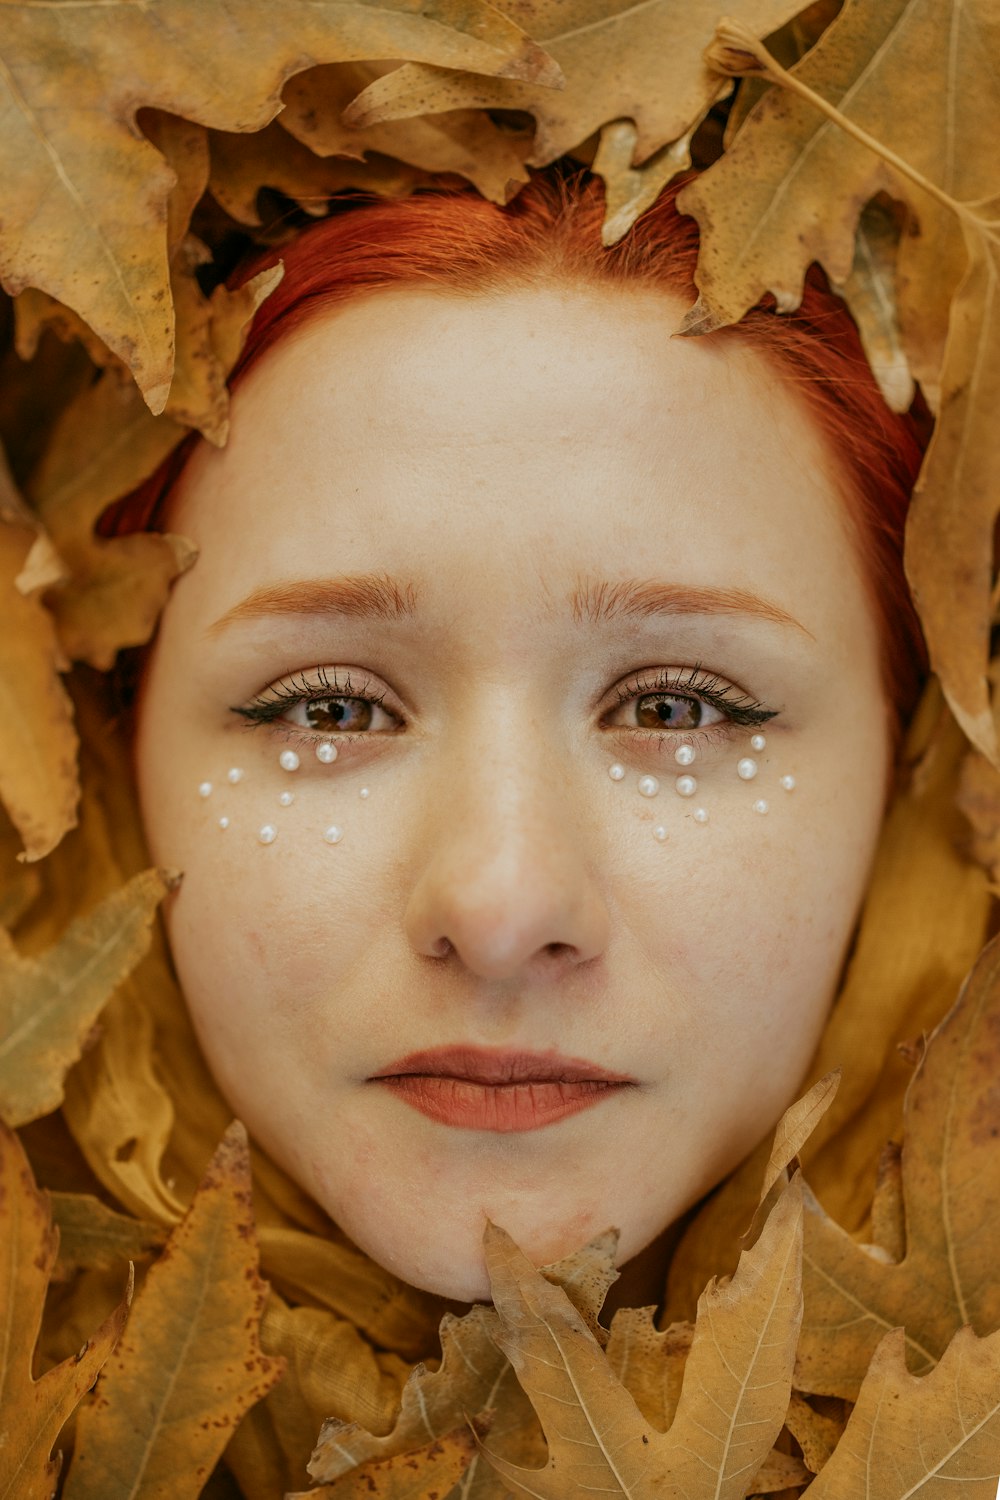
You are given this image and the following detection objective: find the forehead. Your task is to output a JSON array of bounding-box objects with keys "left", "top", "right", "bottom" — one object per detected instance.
[{"left": 170, "top": 283, "right": 860, "bottom": 638}]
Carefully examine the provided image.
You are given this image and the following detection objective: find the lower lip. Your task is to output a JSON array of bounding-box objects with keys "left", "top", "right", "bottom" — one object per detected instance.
[{"left": 375, "top": 1075, "right": 628, "bottom": 1132}]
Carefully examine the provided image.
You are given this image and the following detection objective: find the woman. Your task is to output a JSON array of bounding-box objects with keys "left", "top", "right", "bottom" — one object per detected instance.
[{"left": 114, "top": 166, "right": 930, "bottom": 1314}]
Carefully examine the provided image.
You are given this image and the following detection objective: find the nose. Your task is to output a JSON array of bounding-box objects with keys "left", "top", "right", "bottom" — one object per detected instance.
[{"left": 403, "top": 722, "right": 611, "bottom": 982}]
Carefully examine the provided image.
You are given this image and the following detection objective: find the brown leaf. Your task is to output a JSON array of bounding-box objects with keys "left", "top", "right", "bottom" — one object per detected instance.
[
  {"left": 957, "top": 747, "right": 1000, "bottom": 887},
  {"left": 0, "top": 868, "right": 167, "bottom": 1127},
  {"left": 50, "top": 1192, "right": 166, "bottom": 1281},
  {"left": 604, "top": 1311, "right": 692, "bottom": 1431},
  {"left": 804, "top": 1325, "right": 1000, "bottom": 1495},
  {"left": 592, "top": 120, "right": 694, "bottom": 247},
  {"left": 280, "top": 62, "right": 533, "bottom": 204},
  {"left": 833, "top": 195, "right": 915, "bottom": 412},
  {"left": 678, "top": 1, "right": 1000, "bottom": 762},
  {"left": 0, "top": 518, "right": 79, "bottom": 860},
  {"left": 0, "top": 0, "right": 558, "bottom": 407},
  {"left": 0, "top": 1118, "right": 131, "bottom": 1500},
  {"left": 342, "top": 0, "right": 807, "bottom": 174},
  {"left": 479, "top": 1178, "right": 802, "bottom": 1499},
  {"left": 783, "top": 1393, "right": 846, "bottom": 1475},
  {"left": 63, "top": 1121, "right": 285, "bottom": 1500},
  {"left": 301, "top": 1421, "right": 490, "bottom": 1499},
  {"left": 797, "top": 931, "right": 1000, "bottom": 1400}
]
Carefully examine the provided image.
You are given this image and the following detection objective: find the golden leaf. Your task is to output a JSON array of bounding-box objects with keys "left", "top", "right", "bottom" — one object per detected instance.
[
  {"left": 0, "top": 1119, "right": 131, "bottom": 1500},
  {"left": 63, "top": 1122, "right": 285, "bottom": 1500},
  {"left": 280, "top": 63, "right": 534, "bottom": 205},
  {"left": 796, "top": 931, "right": 1000, "bottom": 1400},
  {"left": 478, "top": 1178, "right": 801, "bottom": 1499},
  {"left": 303, "top": 1422, "right": 490, "bottom": 1499},
  {"left": 0, "top": 867, "right": 167, "bottom": 1127},
  {"left": 679, "top": 0, "right": 1000, "bottom": 762},
  {"left": 50, "top": 1191, "right": 166, "bottom": 1282},
  {"left": 341, "top": 0, "right": 808, "bottom": 174},
  {"left": 592, "top": 120, "right": 694, "bottom": 247},
  {"left": 0, "top": 0, "right": 558, "bottom": 407},
  {"left": 804, "top": 1325, "right": 1000, "bottom": 1495},
  {"left": 0, "top": 517, "right": 79, "bottom": 861}
]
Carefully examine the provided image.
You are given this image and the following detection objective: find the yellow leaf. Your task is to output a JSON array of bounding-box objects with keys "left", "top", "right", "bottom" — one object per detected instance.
[
  {"left": 797, "top": 931, "right": 1000, "bottom": 1399},
  {"left": 342, "top": 0, "right": 805, "bottom": 178},
  {"left": 303, "top": 1421, "right": 490, "bottom": 1499},
  {"left": 804, "top": 1325, "right": 1000, "bottom": 1495},
  {"left": 280, "top": 62, "right": 534, "bottom": 205},
  {"left": 0, "top": 1119, "right": 131, "bottom": 1500},
  {"left": 0, "top": 868, "right": 167, "bottom": 1127},
  {"left": 63, "top": 1122, "right": 285, "bottom": 1500},
  {"left": 479, "top": 1178, "right": 802, "bottom": 1499},
  {"left": 50, "top": 1191, "right": 166, "bottom": 1281},
  {"left": 0, "top": 0, "right": 558, "bottom": 406},
  {"left": 592, "top": 120, "right": 694, "bottom": 247},
  {"left": 678, "top": 0, "right": 1000, "bottom": 761},
  {"left": 0, "top": 518, "right": 79, "bottom": 861}
]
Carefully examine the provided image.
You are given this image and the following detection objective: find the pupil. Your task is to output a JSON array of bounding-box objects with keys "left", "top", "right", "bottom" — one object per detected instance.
[
  {"left": 305, "top": 697, "right": 372, "bottom": 732},
  {"left": 637, "top": 694, "right": 701, "bottom": 730}
]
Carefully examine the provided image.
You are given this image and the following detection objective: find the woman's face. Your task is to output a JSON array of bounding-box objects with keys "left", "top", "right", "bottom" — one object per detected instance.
[{"left": 136, "top": 282, "right": 891, "bottom": 1301}]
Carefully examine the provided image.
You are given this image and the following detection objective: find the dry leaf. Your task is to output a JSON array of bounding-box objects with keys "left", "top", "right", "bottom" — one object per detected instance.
[
  {"left": 833, "top": 195, "right": 915, "bottom": 412},
  {"left": 478, "top": 1177, "right": 802, "bottom": 1499},
  {"left": 0, "top": 868, "right": 167, "bottom": 1127},
  {"left": 679, "top": 1, "right": 1000, "bottom": 762},
  {"left": 303, "top": 1421, "right": 490, "bottom": 1499},
  {"left": 281, "top": 63, "right": 533, "bottom": 204},
  {"left": 63, "top": 1121, "right": 284, "bottom": 1500},
  {"left": 783, "top": 1393, "right": 846, "bottom": 1475},
  {"left": 342, "top": 0, "right": 806, "bottom": 173},
  {"left": 0, "top": 1118, "right": 131, "bottom": 1500},
  {"left": 0, "top": 0, "right": 558, "bottom": 407},
  {"left": 0, "top": 518, "right": 79, "bottom": 861},
  {"left": 50, "top": 1191, "right": 166, "bottom": 1281},
  {"left": 804, "top": 1325, "right": 1000, "bottom": 1495},
  {"left": 796, "top": 931, "right": 1000, "bottom": 1400},
  {"left": 592, "top": 120, "right": 694, "bottom": 246}
]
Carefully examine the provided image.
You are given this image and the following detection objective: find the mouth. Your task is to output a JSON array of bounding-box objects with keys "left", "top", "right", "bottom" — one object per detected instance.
[{"left": 369, "top": 1045, "right": 636, "bottom": 1133}]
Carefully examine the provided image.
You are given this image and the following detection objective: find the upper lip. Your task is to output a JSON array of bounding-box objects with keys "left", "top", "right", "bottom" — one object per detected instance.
[{"left": 370, "top": 1045, "right": 635, "bottom": 1085}]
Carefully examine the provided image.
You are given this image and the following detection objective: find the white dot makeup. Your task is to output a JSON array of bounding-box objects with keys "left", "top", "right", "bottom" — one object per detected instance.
[
  {"left": 607, "top": 731, "right": 799, "bottom": 835},
  {"left": 196, "top": 739, "right": 369, "bottom": 846}
]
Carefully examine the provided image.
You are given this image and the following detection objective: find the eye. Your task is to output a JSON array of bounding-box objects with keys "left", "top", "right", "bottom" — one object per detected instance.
[
  {"left": 281, "top": 694, "right": 397, "bottom": 735},
  {"left": 231, "top": 668, "right": 403, "bottom": 740},
  {"left": 609, "top": 689, "right": 725, "bottom": 733},
  {"left": 605, "top": 666, "right": 777, "bottom": 740}
]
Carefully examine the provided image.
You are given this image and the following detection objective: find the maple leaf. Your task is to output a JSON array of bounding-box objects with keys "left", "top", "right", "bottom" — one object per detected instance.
[
  {"left": 0, "top": 1118, "right": 131, "bottom": 1500},
  {"left": 62, "top": 1121, "right": 285, "bottom": 1500},
  {"left": 678, "top": 0, "right": 1000, "bottom": 765},
  {"left": 796, "top": 931, "right": 1000, "bottom": 1400},
  {"left": 805, "top": 1325, "right": 1000, "bottom": 1495},
  {"left": 478, "top": 1177, "right": 802, "bottom": 1500},
  {"left": 0, "top": 867, "right": 168, "bottom": 1126},
  {"left": 341, "top": 0, "right": 808, "bottom": 177},
  {"left": 0, "top": 0, "right": 559, "bottom": 408}
]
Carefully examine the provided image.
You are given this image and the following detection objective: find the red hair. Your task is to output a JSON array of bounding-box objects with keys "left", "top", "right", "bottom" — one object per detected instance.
[{"left": 104, "top": 167, "right": 928, "bottom": 738}]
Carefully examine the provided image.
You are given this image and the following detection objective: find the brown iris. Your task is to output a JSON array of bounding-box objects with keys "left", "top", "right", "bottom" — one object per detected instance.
[
  {"left": 635, "top": 694, "right": 702, "bottom": 730},
  {"left": 304, "top": 697, "right": 373, "bottom": 733}
]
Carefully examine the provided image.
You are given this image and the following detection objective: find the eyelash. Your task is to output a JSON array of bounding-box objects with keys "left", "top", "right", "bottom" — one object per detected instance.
[{"left": 231, "top": 662, "right": 778, "bottom": 755}]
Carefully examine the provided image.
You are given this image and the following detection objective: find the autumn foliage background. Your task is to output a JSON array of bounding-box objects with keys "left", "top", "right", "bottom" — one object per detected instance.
[{"left": 2, "top": 1, "right": 1000, "bottom": 1495}]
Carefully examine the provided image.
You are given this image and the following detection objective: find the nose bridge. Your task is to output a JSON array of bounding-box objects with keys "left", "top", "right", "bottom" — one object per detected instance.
[{"left": 402, "top": 688, "right": 610, "bottom": 980}]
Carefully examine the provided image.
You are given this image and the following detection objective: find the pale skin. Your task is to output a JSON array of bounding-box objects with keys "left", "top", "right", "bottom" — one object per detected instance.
[{"left": 136, "top": 282, "right": 892, "bottom": 1303}]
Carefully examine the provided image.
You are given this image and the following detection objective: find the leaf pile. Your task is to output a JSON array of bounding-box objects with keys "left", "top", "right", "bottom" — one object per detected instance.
[{"left": 2, "top": 1, "right": 1000, "bottom": 1497}]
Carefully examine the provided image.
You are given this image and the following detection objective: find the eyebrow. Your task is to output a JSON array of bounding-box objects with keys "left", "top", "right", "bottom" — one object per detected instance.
[
  {"left": 208, "top": 571, "right": 809, "bottom": 636},
  {"left": 569, "top": 577, "right": 811, "bottom": 635},
  {"left": 208, "top": 573, "right": 418, "bottom": 634}
]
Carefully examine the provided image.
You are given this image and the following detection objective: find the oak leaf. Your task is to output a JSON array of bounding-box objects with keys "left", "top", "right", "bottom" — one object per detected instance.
[
  {"left": 804, "top": 1325, "right": 1000, "bottom": 1495},
  {"left": 306, "top": 1421, "right": 491, "bottom": 1499},
  {"left": 0, "top": 0, "right": 558, "bottom": 408},
  {"left": 0, "top": 1118, "right": 131, "bottom": 1500},
  {"left": 0, "top": 867, "right": 167, "bottom": 1126},
  {"left": 63, "top": 1121, "right": 285, "bottom": 1500},
  {"left": 678, "top": 0, "right": 1000, "bottom": 763},
  {"left": 50, "top": 1191, "right": 167, "bottom": 1281},
  {"left": 342, "top": 0, "right": 807, "bottom": 177},
  {"left": 796, "top": 931, "right": 1000, "bottom": 1400},
  {"left": 480, "top": 1177, "right": 802, "bottom": 1499}
]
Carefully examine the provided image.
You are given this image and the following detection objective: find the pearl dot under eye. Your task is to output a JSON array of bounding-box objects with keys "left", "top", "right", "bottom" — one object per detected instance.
[
  {"left": 198, "top": 781, "right": 212, "bottom": 798},
  {"left": 638, "top": 775, "right": 659, "bottom": 798},
  {"left": 323, "top": 825, "right": 344, "bottom": 844},
  {"left": 609, "top": 763, "right": 626, "bottom": 781},
  {"left": 279, "top": 791, "right": 294, "bottom": 807},
  {"left": 674, "top": 744, "right": 696, "bottom": 767},
  {"left": 750, "top": 733, "right": 767, "bottom": 752},
  {"left": 780, "top": 774, "right": 796, "bottom": 791},
  {"left": 737, "top": 758, "right": 758, "bottom": 781},
  {"left": 227, "top": 767, "right": 244, "bottom": 784},
  {"left": 753, "top": 799, "right": 769, "bottom": 815},
  {"left": 675, "top": 775, "right": 697, "bottom": 798},
  {"left": 279, "top": 749, "right": 300, "bottom": 772},
  {"left": 218, "top": 817, "right": 229, "bottom": 830},
  {"left": 316, "top": 742, "right": 338, "bottom": 764},
  {"left": 359, "top": 787, "right": 370, "bottom": 799},
  {"left": 258, "top": 824, "right": 277, "bottom": 844},
  {"left": 693, "top": 807, "right": 709, "bottom": 824},
  {"left": 653, "top": 825, "right": 668, "bottom": 842}
]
